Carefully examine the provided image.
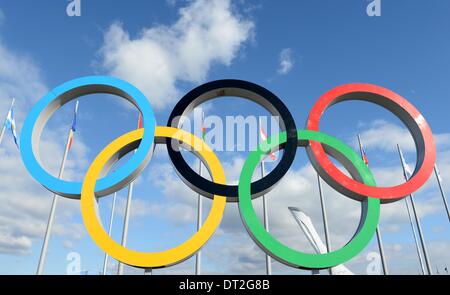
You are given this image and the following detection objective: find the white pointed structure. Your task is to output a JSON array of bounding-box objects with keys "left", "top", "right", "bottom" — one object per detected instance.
[
  {"left": 288, "top": 207, "right": 354, "bottom": 275},
  {"left": 316, "top": 174, "right": 332, "bottom": 275}
]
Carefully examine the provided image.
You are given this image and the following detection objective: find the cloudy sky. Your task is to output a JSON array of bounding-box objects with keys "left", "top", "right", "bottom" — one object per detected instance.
[{"left": 0, "top": 0, "right": 449, "bottom": 275}]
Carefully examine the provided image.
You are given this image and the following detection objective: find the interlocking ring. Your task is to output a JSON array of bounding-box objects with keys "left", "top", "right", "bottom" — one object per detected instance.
[
  {"left": 20, "top": 76, "right": 156, "bottom": 198},
  {"left": 18, "top": 77, "right": 436, "bottom": 270},
  {"left": 306, "top": 83, "right": 436, "bottom": 203},
  {"left": 167, "top": 79, "right": 298, "bottom": 202},
  {"left": 81, "top": 127, "right": 226, "bottom": 268},
  {"left": 238, "top": 130, "right": 380, "bottom": 269}
]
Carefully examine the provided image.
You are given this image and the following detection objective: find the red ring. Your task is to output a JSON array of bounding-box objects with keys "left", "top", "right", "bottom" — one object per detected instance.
[{"left": 306, "top": 83, "right": 436, "bottom": 202}]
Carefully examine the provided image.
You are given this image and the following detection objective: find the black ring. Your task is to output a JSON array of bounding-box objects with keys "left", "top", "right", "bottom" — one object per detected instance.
[{"left": 166, "top": 79, "right": 298, "bottom": 202}]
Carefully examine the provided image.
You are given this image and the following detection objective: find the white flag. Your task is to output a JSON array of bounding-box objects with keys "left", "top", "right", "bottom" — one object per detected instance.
[
  {"left": 399, "top": 149, "right": 413, "bottom": 179},
  {"left": 4, "top": 101, "right": 19, "bottom": 148}
]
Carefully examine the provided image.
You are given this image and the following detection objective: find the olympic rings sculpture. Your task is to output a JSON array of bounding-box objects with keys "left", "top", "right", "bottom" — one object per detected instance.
[{"left": 20, "top": 76, "right": 436, "bottom": 270}]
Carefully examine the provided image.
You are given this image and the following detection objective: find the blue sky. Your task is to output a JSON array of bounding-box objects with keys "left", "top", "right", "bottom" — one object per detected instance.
[{"left": 0, "top": 0, "right": 449, "bottom": 275}]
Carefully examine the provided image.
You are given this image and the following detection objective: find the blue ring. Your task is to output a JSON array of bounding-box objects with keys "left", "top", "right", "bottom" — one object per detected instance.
[{"left": 20, "top": 76, "right": 156, "bottom": 198}]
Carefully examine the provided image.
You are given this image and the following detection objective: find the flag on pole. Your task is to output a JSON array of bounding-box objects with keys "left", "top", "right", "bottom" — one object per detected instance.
[
  {"left": 361, "top": 146, "right": 369, "bottom": 166},
  {"left": 259, "top": 124, "right": 277, "bottom": 162},
  {"left": 200, "top": 111, "right": 207, "bottom": 141},
  {"left": 399, "top": 148, "right": 413, "bottom": 179},
  {"left": 67, "top": 101, "right": 79, "bottom": 151},
  {"left": 4, "top": 101, "right": 19, "bottom": 148},
  {"left": 201, "top": 126, "right": 207, "bottom": 141},
  {"left": 357, "top": 135, "right": 369, "bottom": 166},
  {"left": 137, "top": 113, "right": 143, "bottom": 129}
]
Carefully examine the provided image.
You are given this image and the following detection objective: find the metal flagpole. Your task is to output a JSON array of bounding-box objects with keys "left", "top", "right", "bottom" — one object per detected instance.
[
  {"left": 195, "top": 159, "right": 203, "bottom": 275},
  {"left": 374, "top": 227, "right": 388, "bottom": 275},
  {"left": 434, "top": 164, "right": 450, "bottom": 222},
  {"left": 261, "top": 160, "right": 272, "bottom": 275},
  {"left": 36, "top": 126, "right": 72, "bottom": 275},
  {"left": 258, "top": 117, "right": 272, "bottom": 275},
  {"left": 404, "top": 194, "right": 426, "bottom": 275},
  {"left": 397, "top": 145, "right": 433, "bottom": 275},
  {"left": 408, "top": 191, "right": 433, "bottom": 275},
  {"left": 195, "top": 110, "right": 205, "bottom": 275},
  {"left": 0, "top": 122, "right": 5, "bottom": 147},
  {"left": 117, "top": 179, "right": 135, "bottom": 275},
  {"left": 117, "top": 114, "right": 142, "bottom": 275},
  {"left": 102, "top": 192, "right": 117, "bottom": 275},
  {"left": 316, "top": 174, "right": 332, "bottom": 275},
  {"left": 36, "top": 100, "right": 78, "bottom": 275},
  {"left": 0, "top": 98, "right": 15, "bottom": 147},
  {"left": 357, "top": 135, "right": 388, "bottom": 275}
]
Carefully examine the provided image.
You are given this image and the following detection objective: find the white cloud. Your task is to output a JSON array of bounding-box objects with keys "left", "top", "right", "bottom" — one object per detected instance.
[
  {"left": 0, "top": 234, "right": 32, "bottom": 256},
  {"left": 62, "top": 240, "right": 74, "bottom": 249},
  {"left": 0, "top": 138, "right": 89, "bottom": 256},
  {"left": 277, "top": 48, "right": 294, "bottom": 75},
  {"left": 112, "top": 196, "right": 156, "bottom": 220},
  {"left": 356, "top": 120, "right": 450, "bottom": 153},
  {"left": 0, "top": 40, "right": 48, "bottom": 124},
  {"left": 99, "top": 0, "right": 254, "bottom": 110},
  {"left": 0, "top": 33, "right": 89, "bottom": 256}
]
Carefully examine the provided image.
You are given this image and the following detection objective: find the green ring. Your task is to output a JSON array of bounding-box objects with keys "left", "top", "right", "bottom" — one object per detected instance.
[{"left": 238, "top": 130, "right": 381, "bottom": 269}]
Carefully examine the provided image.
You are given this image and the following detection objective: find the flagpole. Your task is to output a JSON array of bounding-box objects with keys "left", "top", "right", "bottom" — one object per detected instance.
[
  {"left": 0, "top": 123, "right": 6, "bottom": 147},
  {"left": 195, "top": 158, "right": 203, "bottom": 275},
  {"left": 258, "top": 118, "right": 272, "bottom": 275},
  {"left": 102, "top": 192, "right": 117, "bottom": 275},
  {"left": 404, "top": 193, "right": 426, "bottom": 275},
  {"left": 434, "top": 164, "right": 450, "bottom": 222},
  {"left": 316, "top": 173, "right": 332, "bottom": 275},
  {"left": 118, "top": 114, "right": 142, "bottom": 276},
  {"left": 357, "top": 135, "right": 388, "bottom": 275},
  {"left": 397, "top": 145, "right": 433, "bottom": 275},
  {"left": 195, "top": 111, "right": 205, "bottom": 275},
  {"left": 374, "top": 226, "right": 389, "bottom": 275},
  {"left": 0, "top": 98, "right": 15, "bottom": 147},
  {"left": 117, "top": 180, "right": 134, "bottom": 275},
  {"left": 261, "top": 160, "right": 272, "bottom": 275},
  {"left": 36, "top": 127, "right": 72, "bottom": 275},
  {"left": 36, "top": 100, "right": 78, "bottom": 275}
]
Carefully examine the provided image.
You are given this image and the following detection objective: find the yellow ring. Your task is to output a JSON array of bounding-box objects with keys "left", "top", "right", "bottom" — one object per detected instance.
[{"left": 80, "top": 126, "right": 226, "bottom": 268}]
